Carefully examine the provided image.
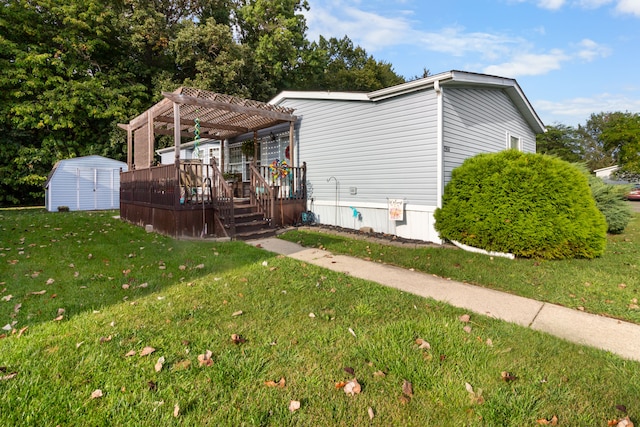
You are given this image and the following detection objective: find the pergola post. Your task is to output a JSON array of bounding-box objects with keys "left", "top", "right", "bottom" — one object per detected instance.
[
  {"left": 173, "top": 102, "right": 181, "bottom": 164},
  {"left": 288, "top": 121, "right": 295, "bottom": 166},
  {"left": 147, "top": 111, "right": 154, "bottom": 168},
  {"left": 125, "top": 127, "right": 132, "bottom": 170}
]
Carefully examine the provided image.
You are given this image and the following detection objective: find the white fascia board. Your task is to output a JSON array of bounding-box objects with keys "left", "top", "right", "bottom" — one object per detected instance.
[
  {"left": 269, "top": 91, "right": 370, "bottom": 106},
  {"left": 367, "top": 71, "right": 454, "bottom": 101}
]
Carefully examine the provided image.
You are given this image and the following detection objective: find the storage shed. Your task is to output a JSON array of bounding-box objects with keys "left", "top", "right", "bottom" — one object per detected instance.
[{"left": 44, "top": 155, "right": 128, "bottom": 212}]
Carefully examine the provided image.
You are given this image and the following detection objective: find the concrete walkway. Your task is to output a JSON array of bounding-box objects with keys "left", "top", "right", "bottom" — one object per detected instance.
[{"left": 248, "top": 237, "right": 640, "bottom": 362}]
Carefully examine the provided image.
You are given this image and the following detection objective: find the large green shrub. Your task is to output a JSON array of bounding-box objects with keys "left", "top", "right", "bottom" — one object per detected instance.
[{"left": 434, "top": 150, "right": 607, "bottom": 259}]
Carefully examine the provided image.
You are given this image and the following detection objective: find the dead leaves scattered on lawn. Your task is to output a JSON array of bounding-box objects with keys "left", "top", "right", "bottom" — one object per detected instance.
[
  {"left": 264, "top": 377, "right": 286, "bottom": 388},
  {"left": 197, "top": 350, "right": 213, "bottom": 367}
]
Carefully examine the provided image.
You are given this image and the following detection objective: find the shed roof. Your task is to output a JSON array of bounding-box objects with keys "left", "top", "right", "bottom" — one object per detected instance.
[{"left": 119, "top": 87, "right": 297, "bottom": 141}]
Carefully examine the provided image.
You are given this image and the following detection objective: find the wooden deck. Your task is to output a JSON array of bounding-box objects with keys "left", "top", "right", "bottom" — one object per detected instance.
[{"left": 120, "top": 161, "right": 306, "bottom": 239}]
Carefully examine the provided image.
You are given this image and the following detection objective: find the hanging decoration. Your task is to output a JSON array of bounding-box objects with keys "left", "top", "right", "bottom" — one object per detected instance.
[
  {"left": 193, "top": 117, "right": 201, "bottom": 158},
  {"left": 269, "top": 159, "right": 290, "bottom": 183}
]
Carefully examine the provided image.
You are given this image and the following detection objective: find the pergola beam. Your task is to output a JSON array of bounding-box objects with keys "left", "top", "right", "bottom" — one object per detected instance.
[
  {"left": 162, "top": 92, "right": 297, "bottom": 123},
  {"left": 154, "top": 116, "right": 249, "bottom": 134}
]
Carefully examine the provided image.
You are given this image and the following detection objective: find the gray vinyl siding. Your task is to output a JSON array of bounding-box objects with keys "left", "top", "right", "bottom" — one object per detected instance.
[
  {"left": 442, "top": 87, "right": 537, "bottom": 184},
  {"left": 45, "top": 156, "right": 127, "bottom": 211},
  {"left": 280, "top": 90, "right": 439, "bottom": 206}
]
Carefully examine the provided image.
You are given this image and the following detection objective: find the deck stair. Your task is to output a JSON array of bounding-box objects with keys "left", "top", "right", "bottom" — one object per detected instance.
[{"left": 231, "top": 198, "right": 275, "bottom": 240}]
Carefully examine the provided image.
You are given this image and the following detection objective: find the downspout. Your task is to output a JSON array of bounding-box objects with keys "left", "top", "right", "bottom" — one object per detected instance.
[{"left": 435, "top": 79, "right": 444, "bottom": 209}]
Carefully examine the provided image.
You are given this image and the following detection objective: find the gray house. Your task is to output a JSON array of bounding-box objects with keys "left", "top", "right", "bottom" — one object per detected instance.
[
  {"left": 44, "top": 155, "right": 128, "bottom": 212},
  {"left": 267, "top": 70, "right": 545, "bottom": 243}
]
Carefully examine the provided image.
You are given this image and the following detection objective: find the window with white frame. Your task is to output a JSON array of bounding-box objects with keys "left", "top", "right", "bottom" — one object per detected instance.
[{"left": 506, "top": 132, "right": 522, "bottom": 151}]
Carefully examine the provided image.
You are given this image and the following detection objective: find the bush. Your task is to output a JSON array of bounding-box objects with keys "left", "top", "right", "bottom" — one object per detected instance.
[
  {"left": 577, "top": 166, "right": 632, "bottom": 234},
  {"left": 434, "top": 150, "right": 607, "bottom": 259}
]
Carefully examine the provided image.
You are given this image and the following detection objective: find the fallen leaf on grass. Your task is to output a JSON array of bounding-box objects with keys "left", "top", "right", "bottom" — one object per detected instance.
[
  {"left": 53, "top": 315, "right": 63, "bottom": 321},
  {"left": 1, "top": 295, "right": 12, "bottom": 302},
  {"left": 367, "top": 407, "right": 374, "bottom": 420},
  {"left": 173, "top": 403, "right": 180, "bottom": 417},
  {"left": 125, "top": 350, "right": 136, "bottom": 357},
  {"left": 13, "top": 303, "right": 21, "bottom": 313},
  {"left": 99, "top": 335, "right": 112, "bottom": 343},
  {"left": 465, "top": 382, "right": 484, "bottom": 405},
  {"left": 373, "top": 370, "right": 386, "bottom": 378},
  {"left": 501, "top": 371, "right": 517, "bottom": 382},
  {"left": 121, "top": 284, "right": 130, "bottom": 290},
  {"left": 46, "top": 278, "right": 55, "bottom": 285},
  {"left": 459, "top": 314, "right": 470, "bottom": 323},
  {"left": 57, "top": 308, "right": 65, "bottom": 316},
  {"left": 140, "top": 346, "right": 156, "bottom": 356},
  {"left": 615, "top": 417, "right": 634, "bottom": 427},
  {"left": 147, "top": 381, "right": 157, "bottom": 391},
  {"left": 288, "top": 400, "right": 301, "bottom": 412},
  {"left": 154, "top": 356, "right": 165, "bottom": 372},
  {"left": 344, "top": 379, "right": 361, "bottom": 396},
  {"left": 231, "top": 334, "right": 246, "bottom": 344},
  {"left": 197, "top": 350, "right": 213, "bottom": 367},
  {"left": 17, "top": 327, "right": 28, "bottom": 337},
  {"left": 415, "top": 338, "right": 431, "bottom": 350},
  {"left": 616, "top": 405, "right": 628, "bottom": 414},
  {"left": 29, "top": 290, "right": 46, "bottom": 295},
  {"left": 231, "top": 310, "right": 243, "bottom": 317},
  {"left": 91, "top": 389, "right": 103, "bottom": 399},
  {"left": 402, "top": 379, "right": 413, "bottom": 397},
  {"left": 537, "top": 415, "right": 558, "bottom": 425},
  {"left": 264, "top": 377, "right": 286, "bottom": 388},
  {"left": 1, "top": 372, "right": 17, "bottom": 381},
  {"left": 463, "top": 325, "right": 472, "bottom": 334},
  {"left": 344, "top": 367, "right": 355, "bottom": 376},
  {"left": 348, "top": 327, "right": 356, "bottom": 338}
]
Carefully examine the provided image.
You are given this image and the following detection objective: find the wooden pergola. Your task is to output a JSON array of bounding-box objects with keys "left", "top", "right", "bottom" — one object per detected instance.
[{"left": 117, "top": 87, "right": 298, "bottom": 170}]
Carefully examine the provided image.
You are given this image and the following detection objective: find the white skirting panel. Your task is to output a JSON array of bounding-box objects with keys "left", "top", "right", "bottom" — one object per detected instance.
[{"left": 308, "top": 200, "right": 442, "bottom": 244}]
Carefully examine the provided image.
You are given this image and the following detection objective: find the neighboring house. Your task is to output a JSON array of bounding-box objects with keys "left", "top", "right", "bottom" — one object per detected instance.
[
  {"left": 44, "top": 155, "right": 128, "bottom": 212},
  {"left": 156, "top": 138, "right": 221, "bottom": 167},
  {"left": 260, "top": 70, "right": 545, "bottom": 243}
]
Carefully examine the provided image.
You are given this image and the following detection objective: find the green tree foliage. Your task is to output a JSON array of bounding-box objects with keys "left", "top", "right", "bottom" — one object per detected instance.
[
  {"left": 536, "top": 124, "right": 584, "bottom": 163},
  {"left": 434, "top": 151, "right": 607, "bottom": 260},
  {"left": 599, "top": 112, "right": 640, "bottom": 176},
  {"left": 576, "top": 112, "right": 620, "bottom": 171},
  {"left": 297, "top": 36, "right": 405, "bottom": 91},
  {"left": 0, "top": 0, "right": 406, "bottom": 206},
  {"left": 0, "top": 0, "right": 148, "bottom": 205}
]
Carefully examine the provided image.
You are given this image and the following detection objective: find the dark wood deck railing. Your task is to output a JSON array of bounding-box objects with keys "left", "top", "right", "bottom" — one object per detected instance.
[
  {"left": 255, "top": 161, "right": 306, "bottom": 201},
  {"left": 120, "top": 164, "right": 178, "bottom": 206},
  {"left": 210, "top": 162, "right": 235, "bottom": 237},
  {"left": 249, "top": 163, "right": 274, "bottom": 226},
  {"left": 120, "top": 160, "right": 305, "bottom": 237}
]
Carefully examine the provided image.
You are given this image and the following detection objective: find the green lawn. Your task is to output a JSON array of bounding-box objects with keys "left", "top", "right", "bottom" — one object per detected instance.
[
  {"left": 1, "top": 209, "right": 638, "bottom": 426},
  {"left": 280, "top": 214, "right": 640, "bottom": 325}
]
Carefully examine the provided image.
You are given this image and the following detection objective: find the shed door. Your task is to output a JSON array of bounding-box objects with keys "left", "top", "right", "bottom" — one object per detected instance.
[
  {"left": 76, "top": 168, "right": 117, "bottom": 210},
  {"left": 76, "top": 168, "right": 95, "bottom": 210}
]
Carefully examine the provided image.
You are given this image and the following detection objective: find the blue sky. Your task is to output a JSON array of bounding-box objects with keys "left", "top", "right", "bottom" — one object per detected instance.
[{"left": 303, "top": 0, "right": 640, "bottom": 127}]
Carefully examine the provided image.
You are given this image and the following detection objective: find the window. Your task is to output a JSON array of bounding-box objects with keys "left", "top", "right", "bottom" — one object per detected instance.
[{"left": 506, "top": 132, "right": 522, "bottom": 151}]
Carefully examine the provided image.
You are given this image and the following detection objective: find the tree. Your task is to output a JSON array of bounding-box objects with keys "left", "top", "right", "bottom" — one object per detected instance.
[
  {"left": 599, "top": 112, "right": 640, "bottom": 176},
  {"left": 296, "top": 36, "right": 405, "bottom": 92},
  {"left": 536, "top": 124, "right": 584, "bottom": 163},
  {"left": 575, "top": 113, "right": 619, "bottom": 172},
  {"left": 0, "top": 0, "right": 148, "bottom": 205}
]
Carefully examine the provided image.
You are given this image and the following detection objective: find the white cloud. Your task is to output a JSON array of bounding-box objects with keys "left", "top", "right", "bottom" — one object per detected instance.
[
  {"left": 575, "top": 38, "right": 611, "bottom": 61},
  {"left": 574, "top": 0, "right": 614, "bottom": 8},
  {"left": 535, "top": 93, "right": 640, "bottom": 126},
  {"left": 537, "top": 0, "right": 566, "bottom": 10},
  {"left": 615, "top": 0, "right": 640, "bottom": 16},
  {"left": 483, "top": 50, "right": 569, "bottom": 77}
]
